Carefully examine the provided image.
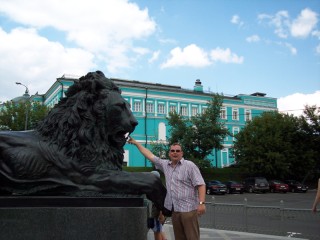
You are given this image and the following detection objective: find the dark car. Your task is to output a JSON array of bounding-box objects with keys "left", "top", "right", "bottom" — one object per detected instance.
[
  {"left": 268, "top": 180, "right": 289, "bottom": 193},
  {"left": 284, "top": 180, "right": 308, "bottom": 193},
  {"left": 224, "top": 181, "right": 244, "bottom": 194},
  {"left": 205, "top": 180, "right": 227, "bottom": 195},
  {"left": 243, "top": 177, "right": 269, "bottom": 193}
]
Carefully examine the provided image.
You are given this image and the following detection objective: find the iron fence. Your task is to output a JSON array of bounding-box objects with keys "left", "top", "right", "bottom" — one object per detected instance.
[{"left": 199, "top": 197, "right": 320, "bottom": 240}]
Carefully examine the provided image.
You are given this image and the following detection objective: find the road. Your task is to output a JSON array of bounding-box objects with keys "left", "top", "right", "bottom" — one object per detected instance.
[
  {"left": 205, "top": 190, "right": 315, "bottom": 209},
  {"left": 200, "top": 190, "right": 320, "bottom": 240}
]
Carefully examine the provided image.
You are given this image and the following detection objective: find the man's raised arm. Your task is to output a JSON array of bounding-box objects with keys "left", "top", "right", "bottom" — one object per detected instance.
[{"left": 128, "top": 137, "right": 155, "bottom": 163}]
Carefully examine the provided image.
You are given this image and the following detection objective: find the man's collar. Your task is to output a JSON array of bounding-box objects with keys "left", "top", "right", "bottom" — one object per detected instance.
[{"left": 168, "top": 158, "right": 184, "bottom": 165}]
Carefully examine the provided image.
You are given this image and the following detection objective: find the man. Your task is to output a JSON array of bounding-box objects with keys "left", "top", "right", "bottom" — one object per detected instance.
[{"left": 128, "top": 137, "right": 206, "bottom": 240}]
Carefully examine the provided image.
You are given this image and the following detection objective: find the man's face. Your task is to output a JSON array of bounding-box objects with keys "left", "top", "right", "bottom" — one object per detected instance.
[{"left": 169, "top": 145, "right": 183, "bottom": 162}]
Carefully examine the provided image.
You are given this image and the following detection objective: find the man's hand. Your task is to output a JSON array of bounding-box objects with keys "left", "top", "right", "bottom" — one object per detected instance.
[
  {"left": 197, "top": 204, "right": 206, "bottom": 216},
  {"left": 127, "top": 137, "right": 137, "bottom": 145},
  {"left": 158, "top": 211, "right": 166, "bottom": 224}
]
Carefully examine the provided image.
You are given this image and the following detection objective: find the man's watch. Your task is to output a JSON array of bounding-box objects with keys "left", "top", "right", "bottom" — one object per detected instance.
[{"left": 199, "top": 201, "right": 205, "bottom": 205}]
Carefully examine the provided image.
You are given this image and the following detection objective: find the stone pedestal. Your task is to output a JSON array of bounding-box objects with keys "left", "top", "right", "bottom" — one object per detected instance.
[{"left": 0, "top": 196, "right": 148, "bottom": 240}]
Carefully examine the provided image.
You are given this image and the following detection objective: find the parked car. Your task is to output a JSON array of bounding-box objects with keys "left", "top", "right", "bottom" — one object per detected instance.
[
  {"left": 205, "top": 180, "right": 227, "bottom": 195},
  {"left": 243, "top": 177, "right": 269, "bottom": 193},
  {"left": 284, "top": 180, "right": 308, "bottom": 193},
  {"left": 224, "top": 181, "right": 244, "bottom": 194},
  {"left": 268, "top": 180, "right": 289, "bottom": 193}
]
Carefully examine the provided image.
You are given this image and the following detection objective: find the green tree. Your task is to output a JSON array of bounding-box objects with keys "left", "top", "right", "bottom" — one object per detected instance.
[
  {"left": 166, "top": 94, "right": 229, "bottom": 168},
  {"left": 0, "top": 101, "right": 49, "bottom": 131},
  {"left": 150, "top": 140, "right": 169, "bottom": 159},
  {"left": 298, "top": 105, "right": 320, "bottom": 181},
  {"left": 233, "top": 110, "right": 316, "bottom": 180}
]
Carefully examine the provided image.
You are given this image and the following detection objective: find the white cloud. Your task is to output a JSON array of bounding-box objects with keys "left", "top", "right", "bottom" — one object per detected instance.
[
  {"left": 272, "top": 11, "right": 290, "bottom": 38},
  {"left": 316, "top": 44, "right": 320, "bottom": 55},
  {"left": 159, "top": 38, "right": 178, "bottom": 45},
  {"left": 132, "top": 47, "right": 150, "bottom": 56},
  {"left": 246, "top": 35, "right": 260, "bottom": 43},
  {"left": 278, "top": 91, "right": 320, "bottom": 117},
  {"left": 284, "top": 42, "right": 297, "bottom": 55},
  {"left": 148, "top": 50, "right": 160, "bottom": 63},
  {"left": 160, "top": 45, "right": 244, "bottom": 68},
  {"left": 0, "top": 0, "right": 156, "bottom": 74},
  {"left": 291, "top": 8, "right": 318, "bottom": 38},
  {"left": 230, "top": 15, "right": 244, "bottom": 26},
  {"left": 275, "top": 41, "right": 297, "bottom": 55},
  {"left": 0, "top": 27, "right": 95, "bottom": 102},
  {"left": 258, "top": 13, "right": 272, "bottom": 21},
  {"left": 231, "top": 15, "right": 240, "bottom": 24},
  {"left": 258, "top": 10, "right": 290, "bottom": 38},
  {"left": 210, "top": 48, "right": 244, "bottom": 64},
  {"left": 160, "top": 44, "right": 211, "bottom": 69},
  {"left": 258, "top": 8, "right": 319, "bottom": 39},
  {"left": 312, "top": 30, "right": 320, "bottom": 39}
]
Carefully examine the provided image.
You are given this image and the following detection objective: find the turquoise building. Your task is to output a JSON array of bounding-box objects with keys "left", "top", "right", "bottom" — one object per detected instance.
[{"left": 3, "top": 75, "right": 277, "bottom": 168}]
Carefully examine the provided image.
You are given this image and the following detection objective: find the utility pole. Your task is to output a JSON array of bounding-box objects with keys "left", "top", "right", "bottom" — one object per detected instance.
[{"left": 15, "top": 82, "right": 30, "bottom": 130}]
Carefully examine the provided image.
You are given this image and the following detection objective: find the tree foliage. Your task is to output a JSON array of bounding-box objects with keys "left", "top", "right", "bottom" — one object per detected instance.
[
  {"left": 165, "top": 94, "right": 229, "bottom": 168},
  {"left": 298, "top": 105, "right": 320, "bottom": 180},
  {"left": 233, "top": 106, "right": 319, "bottom": 180},
  {"left": 0, "top": 101, "right": 49, "bottom": 131}
]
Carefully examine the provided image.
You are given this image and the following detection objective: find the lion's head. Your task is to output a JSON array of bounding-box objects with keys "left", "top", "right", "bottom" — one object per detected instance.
[{"left": 37, "top": 71, "right": 138, "bottom": 172}]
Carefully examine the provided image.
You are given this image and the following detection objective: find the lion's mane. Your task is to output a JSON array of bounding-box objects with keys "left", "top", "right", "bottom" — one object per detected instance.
[{"left": 37, "top": 71, "right": 124, "bottom": 173}]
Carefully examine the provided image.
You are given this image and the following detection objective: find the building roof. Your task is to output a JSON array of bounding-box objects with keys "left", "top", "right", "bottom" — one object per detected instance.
[{"left": 11, "top": 93, "right": 30, "bottom": 103}]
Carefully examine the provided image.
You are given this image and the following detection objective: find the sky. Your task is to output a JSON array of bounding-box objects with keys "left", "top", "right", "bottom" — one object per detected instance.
[{"left": 0, "top": 0, "right": 319, "bottom": 116}]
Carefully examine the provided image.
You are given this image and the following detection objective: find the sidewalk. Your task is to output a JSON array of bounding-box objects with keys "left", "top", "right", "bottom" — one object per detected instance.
[{"left": 147, "top": 224, "right": 307, "bottom": 240}]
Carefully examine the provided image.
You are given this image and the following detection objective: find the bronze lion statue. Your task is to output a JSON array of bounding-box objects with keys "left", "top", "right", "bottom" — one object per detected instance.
[{"left": 0, "top": 71, "right": 167, "bottom": 211}]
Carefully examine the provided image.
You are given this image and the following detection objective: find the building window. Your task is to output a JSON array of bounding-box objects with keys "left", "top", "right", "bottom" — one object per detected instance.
[
  {"left": 158, "top": 104, "right": 165, "bottom": 114},
  {"left": 181, "top": 106, "right": 188, "bottom": 116},
  {"left": 220, "top": 107, "right": 226, "bottom": 119},
  {"left": 224, "top": 127, "right": 229, "bottom": 141},
  {"left": 232, "top": 108, "right": 239, "bottom": 120},
  {"left": 133, "top": 101, "right": 141, "bottom": 112},
  {"left": 191, "top": 107, "right": 198, "bottom": 116},
  {"left": 146, "top": 103, "right": 154, "bottom": 113},
  {"left": 245, "top": 109, "right": 251, "bottom": 121},
  {"left": 169, "top": 105, "right": 177, "bottom": 113},
  {"left": 158, "top": 122, "right": 166, "bottom": 141},
  {"left": 233, "top": 127, "right": 239, "bottom": 141},
  {"left": 201, "top": 107, "right": 207, "bottom": 114}
]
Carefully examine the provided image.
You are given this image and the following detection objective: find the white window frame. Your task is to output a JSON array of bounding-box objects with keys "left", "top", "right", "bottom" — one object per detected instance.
[
  {"left": 158, "top": 104, "right": 165, "bottom": 114},
  {"left": 233, "top": 127, "right": 240, "bottom": 141},
  {"left": 146, "top": 102, "right": 154, "bottom": 113},
  {"left": 201, "top": 107, "right": 207, "bottom": 114},
  {"left": 133, "top": 101, "right": 141, "bottom": 112},
  {"left": 232, "top": 108, "right": 239, "bottom": 120},
  {"left": 224, "top": 127, "right": 229, "bottom": 141},
  {"left": 220, "top": 107, "right": 227, "bottom": 119},
  {"left": 169, "top": 105, "right": 177, "bottom": 113},
  {"left": 181, "top": 106, "right": 188, "bottom": 116},
  {"left": 191, "top": 107, "right": 198, "bottom": 116},
  {"left": 245, "top": 109, "right": 252, "bottom": 121}
]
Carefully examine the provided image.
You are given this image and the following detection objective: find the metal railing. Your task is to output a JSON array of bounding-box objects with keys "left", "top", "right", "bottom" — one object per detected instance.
[{"left": 199, "top": 197, "right": 320, "bottom": 240}]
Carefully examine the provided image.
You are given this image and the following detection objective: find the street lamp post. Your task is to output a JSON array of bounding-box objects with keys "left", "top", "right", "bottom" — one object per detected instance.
[{"left": 15, "top": 82, "right": 29, "bottom": 130}]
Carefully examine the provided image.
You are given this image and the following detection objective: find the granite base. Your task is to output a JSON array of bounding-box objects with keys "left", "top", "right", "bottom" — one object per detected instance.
[{"left": 0, "top": 196, "right": 148, "bottom": 240}]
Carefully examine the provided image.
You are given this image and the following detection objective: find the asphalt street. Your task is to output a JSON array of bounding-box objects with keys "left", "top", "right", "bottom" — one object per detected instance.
[
  {"left": 205, "top": 189, "right": 315, "bottom": 209},
  {"left": 200, "top": 190, "right": 319, "bottom": 240}
]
